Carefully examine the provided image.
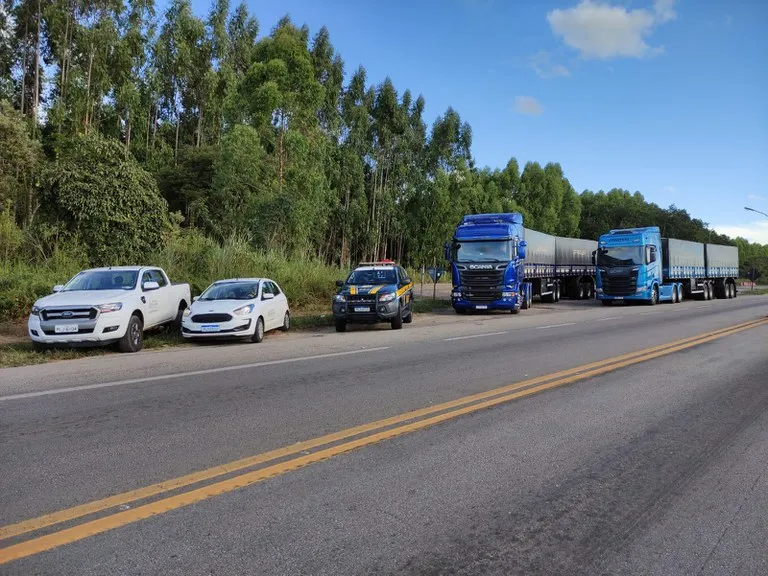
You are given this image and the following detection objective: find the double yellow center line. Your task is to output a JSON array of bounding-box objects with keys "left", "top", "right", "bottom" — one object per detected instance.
[{"left": 1, "top": 317, "right": 766, "bottom": 565}]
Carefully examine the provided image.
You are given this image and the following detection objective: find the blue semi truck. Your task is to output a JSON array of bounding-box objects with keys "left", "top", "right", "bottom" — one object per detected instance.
[
  {"left": 593, "top": 226, "right": 739, "bottom": 305},
  {"left": 444, "top": 213, "right": 598, "bottom": 313}
]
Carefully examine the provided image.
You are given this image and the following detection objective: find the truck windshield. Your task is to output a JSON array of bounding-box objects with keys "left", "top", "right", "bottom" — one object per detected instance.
[
  {"left": 63, "top": 270, "right": 139, "bottom": 291},
  {"left": 454, "top": 240, "right": 513, "bottom": 263},
  {"left": 597, "top": 246, "right": 643, "bottom": 267},
  {"left": 199, "top": 282, "right": 260, "bottom": 300}
]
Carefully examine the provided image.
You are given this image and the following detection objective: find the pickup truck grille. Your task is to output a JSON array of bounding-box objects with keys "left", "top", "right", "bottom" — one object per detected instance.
[
  {"left": 347, "top": 294, "right": 376, "bottom": 304},
  {"left": 600, "top": 270, "right": 638, "bottom": 296},
  {"left": 41, "top": 307, "right": 98, "bottom": 321},
  {"left": 190, "top": 313, "right": 233, "bottom": 323},
  {"left": 459, "top": 268, "right": 504, "bottom": 302}
]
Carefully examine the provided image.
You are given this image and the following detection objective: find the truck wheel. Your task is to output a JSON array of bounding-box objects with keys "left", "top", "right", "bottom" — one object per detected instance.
[
  {"left": 578, "top": 284, "right": 585, "bottom": 300},
  {"left": 521, "top": 292, "right": 530, "bottom": 310},
  {"left": 251, "top": 317, "right": 265, "bottom": 343},
  {"left": 454, "top": 308, "right": 466, "bottom": 314},
  {"left": 118, "top": 314, "right": 143, "bottom": 353},
  {"left": 649, "top": 285, "right": 659, "bottom": 306},
  {"left": 335, "top": 319, "right": 347, "bottom": 332},
  {"left": 391, "top": 305, "right": 403, "bottom": 330},
  {"left": 555, "top": 283, "right": 561, "bottom": 302},
  {"left": 171, "top": 306, "right": 184, "bottom": 330}
]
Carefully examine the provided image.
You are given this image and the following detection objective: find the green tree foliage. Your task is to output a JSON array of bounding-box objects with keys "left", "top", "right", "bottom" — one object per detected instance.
[
  {"left": 38, "top": 133, "right": 172, "bottom": 265},
  {"left": 0, "top": 0, "right": 764, "bottom": 282}
]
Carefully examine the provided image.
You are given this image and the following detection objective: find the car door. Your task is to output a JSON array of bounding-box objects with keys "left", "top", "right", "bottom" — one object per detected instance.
[
  {"left": 149, "top": 269, "right": 175, "bottom": 323},
  {"left": 398, "top": 266, "right": 413, "bottom": 312},
  {"left": 270, "top": 280, "right": 289, "bottom": 323},
  {"left": 260, "top": 281, "right": 278, "bottom": 330},
  {"left": 140, "top": 270, "right": 163, "bottom": 327}
]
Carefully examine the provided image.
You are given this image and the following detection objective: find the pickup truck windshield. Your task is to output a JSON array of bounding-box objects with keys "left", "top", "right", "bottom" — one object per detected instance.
[
  {"left": 597, "top": 246, "right": 643, "bottom": 267},
  {"left": 199, "top": 281, "right": 260, "bottom": 300},
  {"left": 346, "top": 269, "right": 397, "bottom": 285},
  {"left": 454, "top": 240, "right": 512, "bottom": 263},
  {"left": 63, "top": 270, "right": 139, "bottom": 291}
]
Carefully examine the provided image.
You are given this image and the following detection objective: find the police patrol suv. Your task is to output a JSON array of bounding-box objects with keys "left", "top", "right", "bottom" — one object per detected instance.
[{"left": 332, "top": 261, "right": 415, "bottom": 332}]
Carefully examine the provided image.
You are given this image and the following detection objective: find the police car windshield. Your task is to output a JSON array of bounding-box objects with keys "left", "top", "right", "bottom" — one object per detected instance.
[
  {"left": 346, "top": 269, "right": 397, "bottom": 285},
  {"left": 199, "top": 282, "right": 259, "bottom": 301}
]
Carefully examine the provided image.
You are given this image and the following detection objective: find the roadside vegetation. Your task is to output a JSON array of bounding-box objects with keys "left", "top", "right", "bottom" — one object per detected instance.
[{"left": 0, "top": 0, "right": 766, "bottom": 343}]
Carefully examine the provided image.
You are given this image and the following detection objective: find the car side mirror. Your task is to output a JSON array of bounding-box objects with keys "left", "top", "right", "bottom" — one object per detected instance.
[
  {"left": 444, "top": 242, "right": 451, "bottom": 261},
  {"left": 53, "top": 284, "right": 64, "bottom": 293},
  {"left": 192, "top": 296, "right": 199, "bottom": 302},
  {"left": 402, "top": 277, "right": 412, "bottom": 286},
  {"left": 142, "top": 280, "right": 160, "bottom": 291},
  {"left": 335, "top": 280, "right": 344, "bottom": 287},
  {"left": 518, "top": 240, "right": 527, "bottom": 260},
  {"left": 262, "top": 292, "right": 275, "bottom": 300}
]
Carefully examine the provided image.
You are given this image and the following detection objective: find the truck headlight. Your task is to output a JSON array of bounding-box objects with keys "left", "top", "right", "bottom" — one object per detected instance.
[
  {"left": 97, "top": 302, "right": 123, "bottom": 313},
  {"left": 31, "top": 305, "right": 41, "bottom": 316},
  {"left": 233, "top": 304, "right": 255, "bottom": 316},
  {"left": 452, "top": 291, "right": 461, "bottom": 298},
  {"left": 334, "top": 294, "right": 346, "bottom": 303},
  {"left": 378, "top": 292, "right": 396, "bottom": 303},
  {"left": 502, "top": 291, "right": 515, "bottom": 298}
]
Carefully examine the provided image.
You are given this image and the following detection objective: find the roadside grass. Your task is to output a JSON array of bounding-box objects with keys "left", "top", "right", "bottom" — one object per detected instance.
[{"left": 740, "top": 288, "right": 768, "bottom": 296}]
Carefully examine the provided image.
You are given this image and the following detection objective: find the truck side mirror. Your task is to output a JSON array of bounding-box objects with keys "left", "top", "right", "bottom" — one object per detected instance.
[
  {"left": 518, "top": 240, "right": 527, "bottom": 260},
  {"left": 444, "top": 242, "right": 451, "bottom": 261}
]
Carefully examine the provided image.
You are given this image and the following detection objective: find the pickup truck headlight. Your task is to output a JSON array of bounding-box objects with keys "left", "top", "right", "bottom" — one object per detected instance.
[
  {"left": 97, "top": 302, "right": 123, "bottom": 313},
  {"left": 183, "top": 307, "right": 192, "bottom": 317},
  {"left": 31, "top": 305, "right": 41, "bottom": 316},
  {"left": 233, "top": 304, "right": 255, "bottom": 316},
  {"left": 334, "top": 294, "right": 347, "bottom": 303},
  {"left": 378, "top": 292, "right": 396, "bottom": 303}
]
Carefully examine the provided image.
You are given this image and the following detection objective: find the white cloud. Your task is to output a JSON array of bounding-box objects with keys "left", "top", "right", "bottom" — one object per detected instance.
[
  {"left": 546, "top": 0, "right": 677, "bottom": 60},
  {"left": 747, "top": 194, "right": 766, "bottom": 202},
  {"left": 530, "top": 51, "right": 571, "bottom": 79},
  {"left": 663, "top": 185, "right": 676, "bottom": 193},
  {"left": 713, "top": 221, "right": 768, "bottom": 245},
  {"left": 513, "top": 96, "right": 544, "bottom": 116}
]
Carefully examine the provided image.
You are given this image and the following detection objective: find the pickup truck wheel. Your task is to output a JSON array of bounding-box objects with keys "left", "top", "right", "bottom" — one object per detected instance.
[
  {"left": 391, "top": 305, "right": 404, "bottom": 330},
  {"left": 118, "top": 315, "right": 143, "bottom": 353},
  {"left": 251, "top": 317, "right": 265, "bottom": 343},
  {"left": 335, "top": 319, "right": 347, "bottom": 332},
  {"left": 171, "top": 307, "right": 184, "bottom": 330},
  {"left": 281, "top": 311, "right": 290, "bottom": 331}
]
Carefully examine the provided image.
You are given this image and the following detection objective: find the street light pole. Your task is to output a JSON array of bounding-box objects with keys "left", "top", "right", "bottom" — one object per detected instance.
[{"left": 745, "top": 206, "right": 768, "bottom": 218}]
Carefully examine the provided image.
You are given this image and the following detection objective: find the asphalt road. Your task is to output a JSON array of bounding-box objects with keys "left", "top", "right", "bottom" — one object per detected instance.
[{"left": 1, "top": 295, "right": 767, "bottom": 575}]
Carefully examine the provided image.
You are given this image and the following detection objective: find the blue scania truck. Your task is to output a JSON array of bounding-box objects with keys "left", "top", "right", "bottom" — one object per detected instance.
[
  {"left": 444, "top": 213, "right": 598, "bottom": 314},
  {"left": 594, "top": 226, "right": 739, "bottom": 305}
]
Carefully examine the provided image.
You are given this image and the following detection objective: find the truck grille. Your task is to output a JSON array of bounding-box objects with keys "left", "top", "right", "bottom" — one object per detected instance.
[
  {"left": 347, "top": 294, "right": 376, "bottom": 304},
  {"left": 191, "top": 313, "right": 233, "bottom": 323},
  {"left": 600, "top": 269, "right": 638, "bottom": 296},
  {"left": 459, "top": 268, "right": 504, "bottom": 302},
  {"left": 41, "top": 307, "right": 97, "bottom": 321}
]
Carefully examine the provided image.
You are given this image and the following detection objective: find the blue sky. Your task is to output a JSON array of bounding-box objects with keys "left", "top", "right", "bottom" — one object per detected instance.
[{"left": 185, "top": 0, "right": 768, "bottom": 243}]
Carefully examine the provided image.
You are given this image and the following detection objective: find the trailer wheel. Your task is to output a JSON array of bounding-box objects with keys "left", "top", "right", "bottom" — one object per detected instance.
[{"left": 578, "top": 284, "right": 585, "bottom": 300}]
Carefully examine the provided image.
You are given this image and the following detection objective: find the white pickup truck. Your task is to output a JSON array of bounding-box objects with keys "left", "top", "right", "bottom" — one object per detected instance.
[{"left": 28, "top": 266, "right": 191, "bottom": 353}]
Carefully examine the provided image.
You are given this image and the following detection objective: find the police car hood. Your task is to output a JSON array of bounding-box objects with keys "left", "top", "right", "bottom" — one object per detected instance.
[{"left": 344, "top": 283, "right": 398, "bottom": 296}]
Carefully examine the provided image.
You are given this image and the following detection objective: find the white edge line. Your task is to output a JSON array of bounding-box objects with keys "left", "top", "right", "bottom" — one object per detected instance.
[
  {"left": 444, "top": 331, "right": 509, "bottom": 342},
  {"left": 0, "top": 347, "right": 391, "bottom": 402},
  {"left": 596, "top": 316, "right": 621, "bottom": 322},
  {"left": 535, "top": 323, "right": 577, "bottom": 330}
]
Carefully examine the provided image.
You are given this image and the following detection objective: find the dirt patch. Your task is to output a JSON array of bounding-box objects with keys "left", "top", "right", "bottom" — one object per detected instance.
[{"left": 0, "top": 319, "right": 27, "bottom": 345}]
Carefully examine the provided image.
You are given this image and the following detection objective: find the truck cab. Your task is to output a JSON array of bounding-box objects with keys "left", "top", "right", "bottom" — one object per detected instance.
[
  {"left": 594, "top": 226, "right": 670, "bottom": 305},
  {"left": 444, "top": 213, "right": 531, "bottom": 313}
]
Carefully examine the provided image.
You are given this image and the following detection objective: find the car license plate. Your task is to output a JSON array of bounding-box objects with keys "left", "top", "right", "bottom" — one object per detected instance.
[
  {"left": 614, "top": 297, "right": 624, "bottom": 300},
  {"left": 354, "top": 306, "right": 370, "bottom": 313},
  {"left": 200, "top": 324, "right": 220, "bottom": 332},
  {"left": 54, "top": 324, "right": 79, "bottom": 334},
  {"left": 476, "top": 305, "right": 488, "bottom": 310}
]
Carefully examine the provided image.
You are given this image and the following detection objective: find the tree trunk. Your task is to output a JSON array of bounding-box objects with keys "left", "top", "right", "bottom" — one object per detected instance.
[
  {"left": 125, "top": 109, "right": 132, "bottom": 155},
  {"left": 20, "top": 21, "right": 27, "bottom": 116},
  {"left": 33, "top": 0, "right": 41, "bottom": 128},
  {"left": 278, "top": 112, "right": 286, "bottom": 190},
  {"left": 196, "top": 101, "right": 203, "bottom": 147},
  {"left": 174, "top": 108, "right": 180, "bottom": 164},
  {"left": 84, "top": 49, "right": 94, "bottom": 134}
]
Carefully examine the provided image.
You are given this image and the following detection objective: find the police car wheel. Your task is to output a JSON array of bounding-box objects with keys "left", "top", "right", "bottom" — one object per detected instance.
[
  {"left": 403, "top": 307, "right": 413, "bottom": 323},
  {"left": 391, "top": 305, "right": 404, "bottom": 330},
  {"left": 335, "top": 319, "right": 347, "bottom": 333}
]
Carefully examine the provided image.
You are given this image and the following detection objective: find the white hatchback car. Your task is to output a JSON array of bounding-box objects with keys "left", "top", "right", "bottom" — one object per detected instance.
[{"left": 181, "top": 278, "right": 290, "bottom": 343}]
